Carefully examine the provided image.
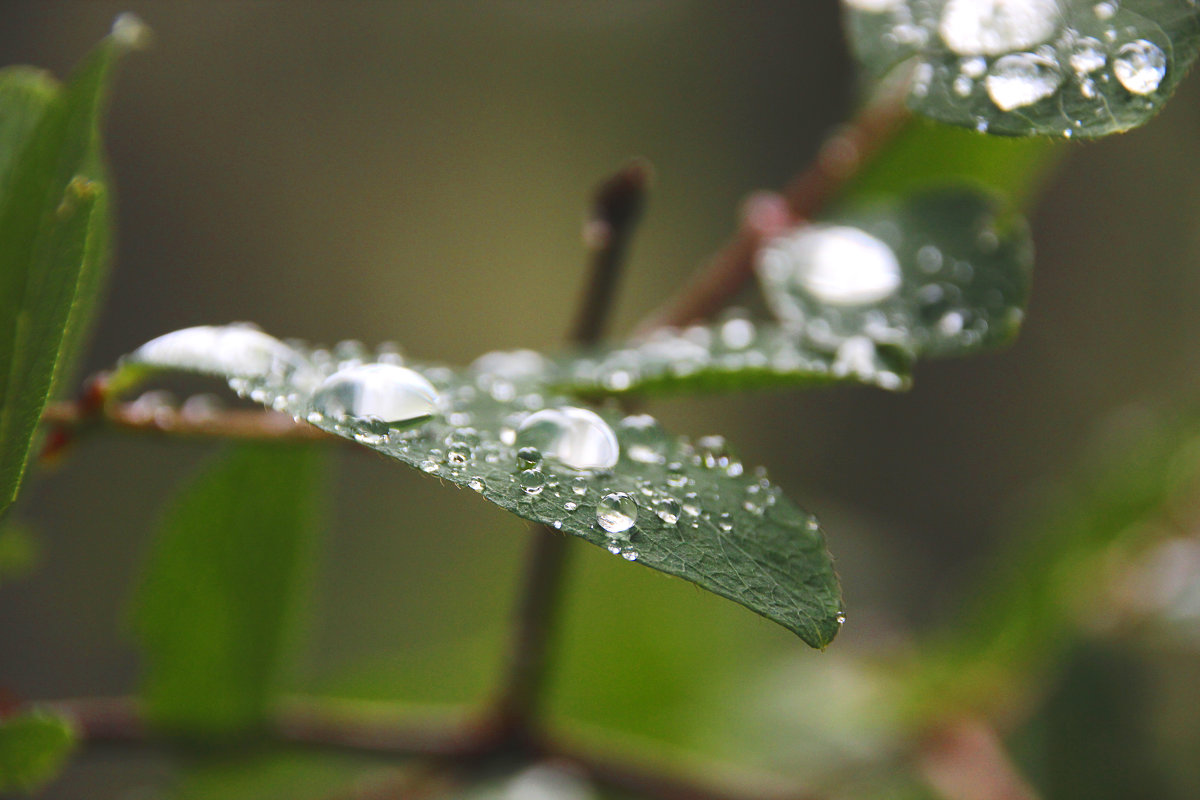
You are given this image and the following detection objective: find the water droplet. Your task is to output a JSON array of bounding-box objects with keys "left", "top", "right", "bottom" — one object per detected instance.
[
  {"left": 420, "top": 460, "right": 439, "bottom": 474},
  {"left": 597, "top": 492, "right": 638, "bottom": 536},
  {"left": 953, "top": 73, "right": 974, "bottom": 97},
  {"left": 654, "top": 497, "right": 681, "bottom": 525},
  {"left": 939, "top": 0, "right": 1060, "bottom": 56},
  {"left": 916, "top": 244, "right": 944, "bottom": 274},
  {"left": 618, "top": 414, "right": 667, "bottom": 465},
  {"left": 1093, "top": 1, "right": 1116, "bottom": 21},
  {"left": 447, "top": 443, "right": 472, "bottom": 466},
  {"left": 517, "top": 446, "right": 542, "bottom": 470},
  {"left": 717, "top": 513, "right": 734, "bottom": 532},
  {"left": 310, "top": 363, "right": 438, "bottom": 425},
  {"left": 519, "top": 469, "right": 546, "bottom": 495},
  {"left": 571, "top": 476, "right": 589, "bottom": 496},
  {"left": 682, "top": 492, "right": 702, "bottom": 517},
  {"left": 1069, "top": 37, "right": 1107, "bottom": 74},
  {"left": 468, "top": 476, "right": 485, "bottom": 492},
  {"left": 130, "top": 325, "right": 313, "bottom": 384},
  {"left": 836, "top": 612, "right": 847, "bottom": 625},
  {"left": 985, "top": 51, "right": 1063, "bottom": 111},
  {"left": 719, "top": 316, "right": 756, "bottom": 350},
  {"left": 666, "top": 462, "right": 688, "bottom": 488},
  {"left": 564, "top": 500, "right": 578, "bottom": 512},
  {"left": 1114, "top": 39, "right": 1166, "bottom": 95},
  {"left": 621, "top": 550, "right": 639, "bottom": 561},
  {"left": 516, "top": 407, "right": 619, "bottom": 471},
  {"left": 759, "top": 226, "right": 901, "bottom": 317}
]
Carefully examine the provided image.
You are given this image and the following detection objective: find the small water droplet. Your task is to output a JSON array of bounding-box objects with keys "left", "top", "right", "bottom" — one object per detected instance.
[
  {"left": 597, "top": 492, "right": 638, "bottom": 536},
  {"left": 622, "top": 549, "right": 639, "bottom": 561},
  {"left": 447, "top": 443, "right": 472, "bottom": 466},
  {"left": 1113, "top": 39, "right": 1166, "bottom": 95},
  {"left": 517, "top": 407, "right": 619, "bottom": 470},
  {"left": 564, "top": 500, "right": 578, "bottom": 512},
  {"left": 571, "top": 476, "right": 589, "bottom": 496},
  {"left": 468, "top": 477, "right": 486, "bottom": 492},
  {"left": 654, "top": 497, "right": 681, "bottom": 525},
  {"left": 420, "top": 459, "right": 439, "bottom": 474},
  {"left": 517, "top": 446, "right": 542, "bottom": 470},
  {"left": 759, "top": 226, "right": 901, "bottom": 318},
  {"left": 717, "top": 513, "right": 734, "bottom": 532},
  {"left": 1069, "top": 37, "right": 1107, "bottom": 74},
  {"left": 836, "top": 612, "right": 847, "bottom": 625},
  {"left": 666, "top": 462, "right": 688, "bottom": 488},
  {"left": 519, "top": 469, "right": 546, "bottom": 495},
  {"left": 1093, "top": 1, "right": 1116, "bottom": 21},
  {"left": 682, "top": 492, "right": 702, "bottom": 517}
]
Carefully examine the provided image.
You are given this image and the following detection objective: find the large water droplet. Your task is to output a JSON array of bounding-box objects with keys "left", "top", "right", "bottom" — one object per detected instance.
[
  {"left": 597, "top": 492, "right": 638, "bottom": 537},
  {"left": 939, "top": 0, "right": 1060, "bottom": 56},
  {"left": 759, "top": 225, "right": 901, "bottom": 313},
  {"left": 1113, "top": 39, "right": 1166, "bottom": 95},
  {"left": 516, "top": 407, "right": 619, "bottom": 471},
  {"left": 310, "top": 363, "right": 439, "bottom": 424},
  {"left": 130, "top": 325, "right": 313, "bottom": 383},
  {"left": 985, "top": 51, "right": 1063, "bottom": 110}
]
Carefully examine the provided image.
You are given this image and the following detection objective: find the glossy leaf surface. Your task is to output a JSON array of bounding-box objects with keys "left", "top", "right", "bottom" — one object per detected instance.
[
  {"left": 123, "top": 333, "right": 844, "bottom": 647},
  {"left": 843, "top": 0, "right": 1200, "bottom": 137}
]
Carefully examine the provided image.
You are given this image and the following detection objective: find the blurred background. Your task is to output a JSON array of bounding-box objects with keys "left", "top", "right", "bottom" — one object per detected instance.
[{"left": 3, "top": 2, "right": 1200, "bottom": 798}]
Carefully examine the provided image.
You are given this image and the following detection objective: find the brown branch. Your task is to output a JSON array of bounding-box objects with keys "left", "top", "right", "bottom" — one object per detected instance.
[
  {"left": 636, "top": 83, "right": 910, "bottom": 333},
  {"left": 491, "top": 160, "right": 652, "bottom": 742},
  {"left": 41, "top": 696, "right": 479, "bottom": 759},
  {"left": 41, "top": 400, "right": 332, "bottom": 442}
]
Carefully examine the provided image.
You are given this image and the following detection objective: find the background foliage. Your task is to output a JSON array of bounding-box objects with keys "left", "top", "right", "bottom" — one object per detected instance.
[{"left": 3, "top": 3, "right": 1200, "bottom": 798}]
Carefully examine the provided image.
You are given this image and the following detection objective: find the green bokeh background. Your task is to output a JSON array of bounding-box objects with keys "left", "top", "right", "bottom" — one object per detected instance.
[{"left": 3, "top": 2, "right": 1200, "bottom": 797}]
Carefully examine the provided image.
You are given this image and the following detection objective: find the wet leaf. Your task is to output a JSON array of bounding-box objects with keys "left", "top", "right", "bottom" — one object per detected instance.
[
  {"left": 557, "top": 188, "right": 1032, "bottom": 398},
  {"left": 132, "top": 443, "right": 325, "bottom": 737},
  {"left": 0, "top": 20, "right": 142, "bottom": 517},
  {"left": 122, "top": 333, "right": 844, "bottom": 647},
  {"left": 842, "top": 0, "right": 1200, "bottom": 138},
  {"left": 0, "top": 710, "right": 76, "bottom": 794}
]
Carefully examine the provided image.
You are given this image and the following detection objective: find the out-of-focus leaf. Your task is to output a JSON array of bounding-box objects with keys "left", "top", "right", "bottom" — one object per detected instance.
[
  {"left": 904, "top": 408, "right": 1200, "bottom": 721},
  {"left": 837, "top": 117, "right": 1062, "bottom": 209},
  {"left": 0, "top": 521, "right": 39, "bottom": 585},
  {"left": 123, "top": 331, "right": 844, "bottom": 647},
  {"left": 0, "top": 710, "right": 76, "bottom": 794},
  {"left": 556, "top": 187, "right": 1032, "bottom": 398},
  {"left": 132, "top": 443, "right": 325, "bottom": 737},
  {"left": 171, "top": 752, "right": 393, "bottom": 800},
  {"left": 842, "top": 0, "right": 1200, "bottom": 138},
  {"left": 0, "top": 19, "right": 144, "bottom": 517}
]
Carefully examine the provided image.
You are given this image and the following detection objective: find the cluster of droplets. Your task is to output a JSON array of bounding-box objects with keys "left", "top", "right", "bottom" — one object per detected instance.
[
  {"left": 129, "top": 326, "right": 833, "bottom": 583},
  {"left": 754, "top": 191, "right": 1030, "bottom": 375},
  {"left": 846, "top": 0, "right": 1182, "bottom": 136}
]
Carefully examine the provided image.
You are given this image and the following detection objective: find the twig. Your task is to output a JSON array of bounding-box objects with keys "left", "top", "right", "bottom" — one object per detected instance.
[
  {"left": 491, "top": 160, "right": 651, "bottom": 741},
  {"left": 549, "top": 738, "right": 824, "bottom": 800},
  {"left": 41, "top": 400, "right": 332, "bottom": 442},
  {"left": 41, "top": 696, "right": 478, "bottom": 759},
  {"left": 636, "top": 83, "right": 910, "bottom": 333},
  {"left": 917, "top": 718, "right": 1040, "bottom": 800}
]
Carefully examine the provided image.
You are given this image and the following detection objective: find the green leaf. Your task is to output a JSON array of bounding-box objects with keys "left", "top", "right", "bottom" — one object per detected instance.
[
  {"left": 0, "top": 20, "right": 142, "bottom": 517},
  {"left": 836, "top": 117, "right": 1062, "bottom": 210},
  {"left": 122, "top": 333, "right": 844, "bottom": 647},
  {"left": 842, "top": 0, "right": 1200, "bottom": 138},
  {"left": 0, "top": 521, "right": 39, "bottom": 585},
  {"left": 555, "top": 187, "right": 1032, "bottom": 398},
  {"left": 132, "top": 443, "right": 325, "bottom": 737},
  {"left": 0, "top": 710, "right": 76, "bottom": 794}
]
